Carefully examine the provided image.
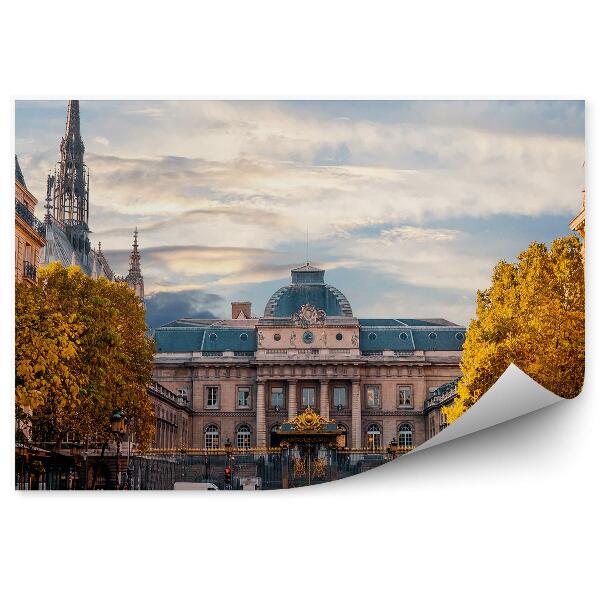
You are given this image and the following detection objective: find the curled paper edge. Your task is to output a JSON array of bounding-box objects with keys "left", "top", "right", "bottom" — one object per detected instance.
[{"left": 412, "top": 364, "right": 565, "bottom": 454}]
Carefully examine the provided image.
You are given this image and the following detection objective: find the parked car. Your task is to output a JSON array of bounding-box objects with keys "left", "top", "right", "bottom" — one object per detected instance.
[{"left": 173, "top": 481, "right": 218, "bottom": 490}]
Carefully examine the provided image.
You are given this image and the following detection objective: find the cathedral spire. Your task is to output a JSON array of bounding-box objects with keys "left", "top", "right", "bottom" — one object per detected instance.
[
  {"left": 65, "top": 100, "right": 81, "bottom": 140},
  {"left": 53, "top": 100, "right": 89, "bottom": 228},
  {"left": 125, "top": 228, "right": 144, "bottom": 302},
  {"left": 128, "top": 227, "right": 142, "bottom": 277}
]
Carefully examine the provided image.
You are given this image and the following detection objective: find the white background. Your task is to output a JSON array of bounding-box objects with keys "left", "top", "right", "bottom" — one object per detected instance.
[{"left": 0, "top": 2, "right": 597, "bottom": 599}]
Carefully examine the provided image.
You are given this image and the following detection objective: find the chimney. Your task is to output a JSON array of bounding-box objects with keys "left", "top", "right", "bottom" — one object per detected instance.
[{"left": 232, "top": 301, "right": 252, "bottom": 319}]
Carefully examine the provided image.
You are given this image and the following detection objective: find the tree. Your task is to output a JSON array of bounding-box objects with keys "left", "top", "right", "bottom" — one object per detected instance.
[
  {"left": 446, "top": 235, "right": 585, "bottom": 423},
  {"left": 15, "top": 263, "right": 156, "bottom": 449}
]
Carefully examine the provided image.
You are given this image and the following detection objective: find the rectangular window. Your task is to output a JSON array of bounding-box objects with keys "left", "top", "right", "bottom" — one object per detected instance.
[
  {"left": 440, "top": 410, "right": 448, "bottom": 429},
  {"left": 302, "top": 387, "right": 316, "bottom": 407},
  {"left": 237, "top": 387, "right": 251, "bottom": 408},
  {"left": 365, "top": 385, "right": 381, "bottom": 408},
  {"left": 398, "top": 385, "right": 413, "bottom": 407},
  {"left": 333, "top": 386, "right": 347, "bottom": 408},
  {"left": 428, "top": 415, "right": 436, "bottom": 439},
  {"left": 206, "top": 386, "right": 219, "bottom": 408},
  {"left": 271, "top": 387, "right": 284, "bottom": 408}
]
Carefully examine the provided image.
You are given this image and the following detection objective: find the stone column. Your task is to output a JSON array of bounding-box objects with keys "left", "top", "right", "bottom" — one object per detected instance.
[
  {"left": 320, "top": 379, "right": 329, "bottom": 419},
  {"left": 351, "top": 380, "right": 361, "bottom": 449},
  {"left": 288, "top": 380, "right": 298, "bottom": 419},
  {"left": 257, "top": 381, "right": 266, "bottom": 447}
]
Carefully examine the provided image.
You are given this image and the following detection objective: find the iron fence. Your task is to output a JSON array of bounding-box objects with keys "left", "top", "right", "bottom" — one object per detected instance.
[{"left": 126, "top": 447, "right": 408, "bottom": 490}]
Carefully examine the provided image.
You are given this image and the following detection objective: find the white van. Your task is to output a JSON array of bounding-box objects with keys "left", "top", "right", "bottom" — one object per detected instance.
[{"left": 173, "top": 482, "right": 218, "bottom": 491}]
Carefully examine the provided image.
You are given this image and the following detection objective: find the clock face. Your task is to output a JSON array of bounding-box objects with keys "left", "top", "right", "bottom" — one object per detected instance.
[{"left": 302, "top": 331, "right": 314, "bottom": 344}]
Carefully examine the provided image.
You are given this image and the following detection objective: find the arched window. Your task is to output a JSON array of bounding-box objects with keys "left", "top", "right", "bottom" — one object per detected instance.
[
  {"left": 398, "top": 423, "right": 413, "bottom": 448},
  {"left": 236, "top": 425, "right": 251, "bottom": 450},
  {"left": 366, "top": 424, "right": 382, "bottom": 450},
  {"left": 205, "top": 425, "right": 220, "bottom": 449}
]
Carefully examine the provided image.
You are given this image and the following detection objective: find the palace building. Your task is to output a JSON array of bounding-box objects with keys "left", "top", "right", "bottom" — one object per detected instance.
[{"left": 152, "top": 264, "right": 466, "bottom": 451}]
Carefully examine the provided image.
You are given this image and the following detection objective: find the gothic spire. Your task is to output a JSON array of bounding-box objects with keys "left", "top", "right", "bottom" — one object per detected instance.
[
  {"left": 53, "top": 100, "right": 89, "bottom": 228},
  {"left": 125, "top": 228, "right": 144, "bottom": 302},
  {"left": 65, "top": 100, "right": 81, "bottom": 140},
  {"left": 128, "top": 227, "right": 142, "bottom": 277}
]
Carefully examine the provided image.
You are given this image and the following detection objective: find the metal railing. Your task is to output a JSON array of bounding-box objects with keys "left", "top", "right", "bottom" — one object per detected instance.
[
  {"left": 15, "top": 200, "right": 46, "bottom": 238},
  {"left": 148, "top": 380, "right": 188, "bottom": 406},
  {"left": 425, "top": 377, "right": 460, "bottom": 409}
]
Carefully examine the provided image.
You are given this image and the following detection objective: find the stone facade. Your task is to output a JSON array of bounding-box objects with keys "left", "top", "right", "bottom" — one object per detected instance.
[
  {"left": 147, "top": 381, "right": 191, "bottom": 449},
  {"left": 15, "top": 157, "right": 46, "bottom": 284},
  {"left": 153, "top": 264, "right": 465, "bottom": 451},
  {"left": 570, "top": 189, "right": 586, "bottom": 262}
]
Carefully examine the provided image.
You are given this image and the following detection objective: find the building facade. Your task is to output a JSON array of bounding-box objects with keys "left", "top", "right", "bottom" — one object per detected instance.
[
  {"left": 424, "top": 377, "right": 458, "bottom": 441},
  {"left": 15, "top": 156, "right": 46, "bottom": 284},
  {"left": 570, "top": 189, "right": 586, "bottom": 262},
  {"left": 148, "top": 381, "right": 191, "bottom": 449},
  {"left": 153, "top": 264, "right": 466, "bottom": 451}
]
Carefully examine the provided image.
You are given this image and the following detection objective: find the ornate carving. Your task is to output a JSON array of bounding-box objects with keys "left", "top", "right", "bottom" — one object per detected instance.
[
  {"left": 312, "top": 458, "right": 326, "bottom": 479},
  {"left": 292, "top": 303, "right": 326, "bottom": 328},
  {"left": 289, "top": 331, "right": 297, "bottom": 347},
  {"left": 351, "top": 333, "right": 359, "bottom": 347},
  {"left": 257, "top": 331, "right": 264, "bottom": 347},
  {"left": 292, "top": 457, "right": 306, "bottom": 477},
  {"left": 283, "top": 406, "right": 335, "bottom": 432}
]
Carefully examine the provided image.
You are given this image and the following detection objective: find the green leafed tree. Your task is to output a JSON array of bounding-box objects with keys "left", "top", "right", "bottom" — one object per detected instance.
[
  {"left": 16, "top": 263, "right": 156, "bottom": 449},
  {"left": 446, "top": 235, "right": 585, "bottom": 423}
]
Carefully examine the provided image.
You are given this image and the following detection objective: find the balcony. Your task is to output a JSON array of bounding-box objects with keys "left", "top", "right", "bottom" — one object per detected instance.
[
  {"left": 148, "top": 380, "right": 189, "bottom": 407},
  {"left": 15, "top": 200, "right": 46, "bottom": 239},
  {"left": 23, "top": 260, "right": 37, "bottom": 282}
]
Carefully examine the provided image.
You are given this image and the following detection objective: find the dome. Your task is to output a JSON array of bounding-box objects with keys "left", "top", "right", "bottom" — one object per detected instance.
[{"left": 264, "top": 264, "right": 353, "bottom": 317}]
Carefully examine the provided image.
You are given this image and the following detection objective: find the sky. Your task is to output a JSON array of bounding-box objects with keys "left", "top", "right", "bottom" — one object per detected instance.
[{"left": 15, "top": 100, "right": 585, "bottom": 328}]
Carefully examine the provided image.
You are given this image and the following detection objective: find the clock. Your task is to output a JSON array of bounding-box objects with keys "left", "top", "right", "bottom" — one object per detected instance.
[{"left": 302, "top": 331, "right": 314, "bottom": 344}]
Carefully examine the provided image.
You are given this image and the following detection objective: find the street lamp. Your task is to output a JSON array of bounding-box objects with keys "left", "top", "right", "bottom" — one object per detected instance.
[
  {"left": 224, "top": 438, "right": 233, "bottom": 489},
  {"left": 110, "top": 409, "right": 127, "bottom": 434},
  {"left": 386, "top": 437, "right": 399, "bottom": 460},
  {"left": 70, "top": 440, "right": 84, "bottom": 490},
  {"left": 110, "top": 409, "right": 128, "bottom": 489}
]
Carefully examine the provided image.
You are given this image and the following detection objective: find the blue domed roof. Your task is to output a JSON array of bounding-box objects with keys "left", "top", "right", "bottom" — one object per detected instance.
[{"left": 264, "top": 264, "right": 353, "bottom": 317}]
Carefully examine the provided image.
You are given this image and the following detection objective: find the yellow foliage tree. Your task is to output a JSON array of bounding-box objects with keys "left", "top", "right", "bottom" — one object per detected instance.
[
  {"left": 16, "top": 263, "right": 156, "bottom": 449},
  {"left": 446, "top": 235, "right": 585, "bottom": 423}
]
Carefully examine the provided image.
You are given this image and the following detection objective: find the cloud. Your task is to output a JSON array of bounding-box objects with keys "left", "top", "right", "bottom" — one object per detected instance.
[
  {"left": 15, "top": 100, "right": 585, "bottom": 325},
  {"left": 93, "top": 136, "right": 109, "bottom": 146},
  {"left": 380, "top": 226, "right": 460, "bottom": 243},
  {"left": 103, "top": 244, "right": 292, "bottom": 293},
  {"left": 144, "top": 289, "right": 223, "bottom": 328}
]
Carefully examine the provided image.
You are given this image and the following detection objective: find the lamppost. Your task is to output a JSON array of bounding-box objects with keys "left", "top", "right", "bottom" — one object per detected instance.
[
  {"left": 386, "top": 436, "right": 399, "bottom": 461},
  {"left": 110, "top": 409, "right": 127, "bottom": 489},
  {"left": 224, "top": 438, "right": 233, "bottom": 489},
  {"left": 70, "top": 441, "right": 84, "bottom": 490}
]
